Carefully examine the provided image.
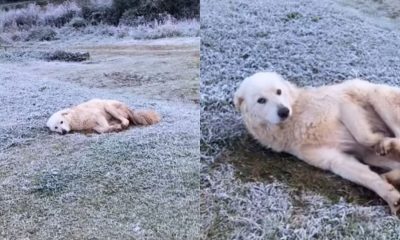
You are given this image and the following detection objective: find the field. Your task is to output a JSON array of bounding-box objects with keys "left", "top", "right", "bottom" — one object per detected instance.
[
  {"left": 201, "top": 0, "right": 400, "bottom": 239},
  {"left": 0, "top": 27, "right": 200, "bottom": 239}
]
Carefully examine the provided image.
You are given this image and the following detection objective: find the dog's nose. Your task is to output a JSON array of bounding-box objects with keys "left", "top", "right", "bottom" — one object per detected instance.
[
  {"left": 278, "top": 107, "right": 290, "bottom": 119},
  {"left": 61, "top": 129, "right": 67, "bottom": 135}
]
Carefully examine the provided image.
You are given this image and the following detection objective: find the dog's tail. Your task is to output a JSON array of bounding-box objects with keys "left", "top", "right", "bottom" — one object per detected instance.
[{"left": 127, "top": 109, "right": 161, "bottom": 126}]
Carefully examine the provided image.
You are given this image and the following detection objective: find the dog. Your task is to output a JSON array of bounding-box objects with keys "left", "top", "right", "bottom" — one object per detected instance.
[
  {"left": 47, "top": 99, "right": 160, "bottom": 134},
  {"left": 234, "top": 72, "right": 400, "bottom": 214}
]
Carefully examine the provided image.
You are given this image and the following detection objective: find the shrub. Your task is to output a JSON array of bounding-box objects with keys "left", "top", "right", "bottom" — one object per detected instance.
[
  {"left": 157, "top": 0, "right": 199, "bottom": 19},
  {"left": 45, "top": 50, "right": 90, "bottom": 62},
  {"left": 69, "top": 17, "right": 87, "bottom": 28},
  {"left": 0, "top": 2, "right": 81, "bottom": 31},
  {"left": 1, "top": 4, "right": 41, "bottom": 30},
  {"left": 0, "top": 0, "right": 199, "bottom": 42},
  {"left": 26, "top": 27, "right": 57, "bottom": 41},
  {"left": 111, "top": 0, "right": 199, "bottom": 25},
  {"left": 41, "top": 2, "right": 81, "bottom": 27}
]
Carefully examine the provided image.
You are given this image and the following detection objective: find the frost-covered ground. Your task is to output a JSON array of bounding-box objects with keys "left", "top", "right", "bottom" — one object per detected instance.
[
  {"left": 201, "top": 0, "right": 400, "bottom": 239},
  {"left": 0, "top": 36, "right": 199, "bottom": 239}
]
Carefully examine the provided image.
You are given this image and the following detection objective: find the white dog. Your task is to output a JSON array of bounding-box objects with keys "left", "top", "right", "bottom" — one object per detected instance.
[
  {"left": 47, "top": 99, "right": 160, "bottom": 134},
  {"left": 234, "top": 72, "right": 400, "bottom": 214}
]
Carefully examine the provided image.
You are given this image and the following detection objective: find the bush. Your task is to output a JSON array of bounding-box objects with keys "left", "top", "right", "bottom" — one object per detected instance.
[
  {"left": 45, "top": 50, "right": 90, "bottom": 62},
  {"left": 0, "top": 2, "right": 81, "bottom": 31},
  {"left": 26, "top": 27, "right": 57, "bottom": 41},
  {"left": 69, "top": 17, "right": 87, "bottom": 28},
  {"left": 157, "top": 0, "right": 199, "bottom": 19},
  {"left": 111, "top": 0, "right": 199, "bottom": 25},
  {"left": 0, "top": 0, "right": 199, "bottom": 42},
  {"left": 41, "top": 2, "right": 81, "bottom": 27},
  {"left": 1, "top": 4, "right": 41, "bottom": 30}
]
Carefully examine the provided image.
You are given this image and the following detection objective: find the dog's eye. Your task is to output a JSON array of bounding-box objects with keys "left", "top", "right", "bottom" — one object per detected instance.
[
  {"left": 55, "top": 126, "right": 58, "bottom": 129},
  {"left": 276, "top": 89, "right": 282, "bottom": 95},
  {"left": 60, "top": 121, "right": 63, "bottom": 124},
  {"left": 257, "top": 97, "right": 267, "bottom": 104}
]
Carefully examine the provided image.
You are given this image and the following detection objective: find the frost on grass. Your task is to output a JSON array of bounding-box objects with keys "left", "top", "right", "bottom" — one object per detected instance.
[
  {"left": 202, "top": 164, "right": 400, "bottom": 239},
  {"left": 201, "top": 0, "right": 400, "bottom": 238}
]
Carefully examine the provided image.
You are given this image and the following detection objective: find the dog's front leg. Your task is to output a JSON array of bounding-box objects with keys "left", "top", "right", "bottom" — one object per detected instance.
[{"left": 299, "top": 147, "right": 400, "bottom": 215}]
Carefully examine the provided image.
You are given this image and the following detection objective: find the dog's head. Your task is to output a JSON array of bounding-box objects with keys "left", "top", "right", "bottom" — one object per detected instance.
[
  {"left": 234, "top": 72, "right": 298, "bottom": 124},
  {"left": 46, "top": 109, "right": 71, "bottom": 135}
]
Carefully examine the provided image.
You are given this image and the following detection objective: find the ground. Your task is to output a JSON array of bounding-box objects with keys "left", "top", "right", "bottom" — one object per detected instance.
[
  {"left": 0, "top": 36, "right": 199, "bottom": 239},
  {"left": 201, "top": 0, "right": 400, "bottom": 239}
]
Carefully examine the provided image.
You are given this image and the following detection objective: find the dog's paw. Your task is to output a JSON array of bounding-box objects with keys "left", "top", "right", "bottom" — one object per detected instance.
[
  {"left": 376, "top": 138, "right": 392, "bottom": 156},
  {"left": 376, "top": 138, "right": 400, "bottom": 156},
  {"left": 385, "top": 188, "right": 400, "bottom": 215},
  {"left": 115, "top": 124, "right": 123, "bottom": 131},
  {"left": 389, "top": 197, "right": 400, "bottom": 215},
  {"left": 121, "top": 119, "right": 130, "bottom": 128}
]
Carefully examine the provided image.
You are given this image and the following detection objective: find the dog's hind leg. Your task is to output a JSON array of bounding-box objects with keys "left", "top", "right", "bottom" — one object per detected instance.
[
  {"left": 369, "top": 87, "right": 400, "bottom": 138},
  {"left": 339, "top": 100, "right": 384, "bottom": 147},
  {"left": 94, "top": 116, "right": 122, "bottom": 133},
  {"left": 104, "top": 104, "right": 130, "bottom": 128},
  {"left": 363, "top": 152, "right": 400, "bottom": 170},
  {"left": 368, "top": 87, "right": 400, "bottom": 155},
  {"left": 382, "top": 169, "right": 400, "bottom": 187},
  {"left": 300, "top": 147, "right": 400, "bottom": 215},
  {"left": 363, "top": 154, "right": 400, "bottom": 188}
]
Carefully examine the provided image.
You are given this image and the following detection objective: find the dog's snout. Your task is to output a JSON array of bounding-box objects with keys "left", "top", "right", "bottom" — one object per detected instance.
[
  {"left": 278, "top": 107, "right": 289, "bottom": 119},
  {"left": 61, "top": 129, "right": 67, "bottom": 135}
]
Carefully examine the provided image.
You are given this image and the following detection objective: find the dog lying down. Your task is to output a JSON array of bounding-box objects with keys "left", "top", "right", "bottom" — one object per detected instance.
[
  {"left": 47, "top": 99, "right": 160, "bottom": 134},
  {"left": 234, "top": 72, "right": 400, "bottom": 215}
]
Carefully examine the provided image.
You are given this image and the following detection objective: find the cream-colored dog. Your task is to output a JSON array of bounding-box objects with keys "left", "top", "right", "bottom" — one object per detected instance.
[
  {"left": 47, "top": 99, "right": 160, "bottom": 134},
  {"left": 234, "top": 72, "right": 400, "bottom": 214}
]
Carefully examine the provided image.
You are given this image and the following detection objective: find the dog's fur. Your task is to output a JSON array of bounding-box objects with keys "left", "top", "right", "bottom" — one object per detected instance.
[
  {"left": 47, "top": 99, "right": 160, "bottom": 134},
  {"left": 234, "top": 72, "right": 400, "bottom": 214}
]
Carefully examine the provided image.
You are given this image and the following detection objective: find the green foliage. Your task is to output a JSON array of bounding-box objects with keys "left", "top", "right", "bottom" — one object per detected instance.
[{"left": 111, "top": 0, "right": 199, "bottom": 25}]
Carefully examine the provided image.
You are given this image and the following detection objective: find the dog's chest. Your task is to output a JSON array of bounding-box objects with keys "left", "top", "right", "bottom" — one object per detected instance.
[
  {"left": 249, "top": 96, "right": 347, "bottom": 152},
  {"left": 70, "top": 108, "right": 106, "bottom": 129}
]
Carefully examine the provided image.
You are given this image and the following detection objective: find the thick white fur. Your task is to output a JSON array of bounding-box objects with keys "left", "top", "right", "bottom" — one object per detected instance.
[{"left": 235, "top": 72, "right": 400, "bottom": 214}]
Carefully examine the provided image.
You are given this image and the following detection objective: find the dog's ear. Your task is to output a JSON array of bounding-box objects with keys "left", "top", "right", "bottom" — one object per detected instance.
[
  {"left": 284, "top": 79, "right": 298, "bottom": 102},
  {"left": 61, "top": 109, "right": 70, "bottom": 116},
  {"left": 234, "top": 85, "right": 245, "bottom": 111}
]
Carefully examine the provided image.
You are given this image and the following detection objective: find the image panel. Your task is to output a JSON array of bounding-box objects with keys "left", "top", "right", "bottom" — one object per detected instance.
[
  {"left": 201, "top": 0, "right": 400, "bottom": 239},
  {"left": 0, "top": 0, "right": 200, "bottom": 239}
]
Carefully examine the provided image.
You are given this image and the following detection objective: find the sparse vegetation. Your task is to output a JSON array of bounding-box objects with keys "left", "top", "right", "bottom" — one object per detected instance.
[
  {"left": 0, "top": 0, "right": 199, "bottom": 42},
  {"left": 26, "top": 26, "right": 57, "bottom": 41}
]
